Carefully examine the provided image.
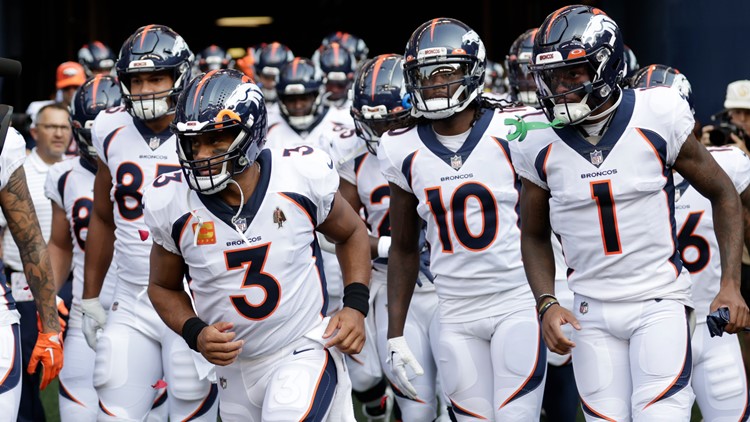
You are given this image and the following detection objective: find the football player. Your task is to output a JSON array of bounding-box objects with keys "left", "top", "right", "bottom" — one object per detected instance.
[
  {"left": 511, "top": 5, "right": 750, "bottom": 420},
  {"left": 143, "top": 68, "right": 371, "bottom": 421}
]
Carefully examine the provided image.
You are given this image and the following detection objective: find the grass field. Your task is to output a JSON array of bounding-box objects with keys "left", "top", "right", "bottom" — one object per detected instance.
[{"left": 41, "top": 380, "right": 704, "bottom": 421}]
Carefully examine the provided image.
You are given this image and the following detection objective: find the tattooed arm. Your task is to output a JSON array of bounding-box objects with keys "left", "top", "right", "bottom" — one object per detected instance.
[{"left": 0, "top": 166, "right": 60, "bottom": 333}]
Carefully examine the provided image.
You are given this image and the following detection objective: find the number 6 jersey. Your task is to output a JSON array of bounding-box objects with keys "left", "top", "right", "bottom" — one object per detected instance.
[{"left": 143, "top": 147, "right": 338, "bottom": 358}]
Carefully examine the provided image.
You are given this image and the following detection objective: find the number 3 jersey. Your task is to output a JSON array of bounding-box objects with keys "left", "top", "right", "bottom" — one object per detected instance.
[
  {"left": 91, "top": 107, "right": 180, "bottom": 286},
  {"left": 509, "top": 87, "right": 695, "bottom": 304},
  {"left": 143, "top": 148, "right": 337, "bottom": 358},
  {"left": 674, "top": 146, "right": 750, "bottom": 317},
  {"left": 377, "top": 108, "right": 535, "bottom": 321}
]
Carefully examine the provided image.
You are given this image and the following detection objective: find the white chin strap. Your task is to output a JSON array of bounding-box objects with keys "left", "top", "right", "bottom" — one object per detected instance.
[
  {"left": 553, "top": 86, "right": 622, "bottom": 125},
  {"left": 191, "top": 161, "right": 232, "bottom": 195},
  {"left": 413, "top": 85, "right": 474, "bottom": 120},
  {"left": 261, "top": 87, "right": 277, "bottom": 102},
  {"left": 553, "top": 92, "right": 592, "bottom": 124},
  {"left": 132, "top": 97, "right": 170, "bottom": 121},
  {"left": 287, "top": 114, "right": 314, "bottom": 130},
  {"left": 518, "top": 91, "right": 539, "bottom": 108}
]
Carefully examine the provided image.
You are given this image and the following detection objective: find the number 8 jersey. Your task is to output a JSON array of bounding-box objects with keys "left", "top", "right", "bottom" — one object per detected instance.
[
  {"left": 143, "top": 148, "right": 337, "bottom": 358},
  {"left": 91, "top": 106, "right": 181, "bottom": 286},
  {"left": 509, "top": 88, "right": 695, "bottom": 304}
]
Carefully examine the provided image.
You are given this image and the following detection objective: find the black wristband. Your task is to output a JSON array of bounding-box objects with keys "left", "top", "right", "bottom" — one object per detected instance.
[
  {"left": 538, "top": 300, "right": 560, "bottom": 321},
  {"left": 182, "top": 317, "right": 208, "bottom": 352},
  {"left": 343, "top": 282, "right": 370, "bottom": 317}
]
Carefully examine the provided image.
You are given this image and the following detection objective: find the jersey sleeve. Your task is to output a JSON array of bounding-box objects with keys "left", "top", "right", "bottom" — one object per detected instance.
[
  {"left": 291, "top": 148, "right": 339, "bottom": 226},
  {"left": 142, "top": 180, "right": 181, "bottom": 255},
  {"left": 718, "top": 146, "right": 750, "bottom": 194},
  {"left": 44, "top": 161, "right": 69, "bottom": 208},
  {"left": 664, "top": 87, "right": 696, "bottom": 165},
  {"left": 376, "top": 135, "right": 413, "bottom": 193},
  {"left": 91, "top": 113, "right": 108, "bottom": 166},
  {"left": 506, "top": 113, "right": 552, "bottom": 190},
  {"left": 0, "top": 128, "right": 27, "bottom": 191}
]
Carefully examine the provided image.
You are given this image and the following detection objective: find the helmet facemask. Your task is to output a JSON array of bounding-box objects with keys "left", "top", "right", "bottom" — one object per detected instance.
[
  {"left": 533, "top": 47, "right": 622, "bottom": 125},
  {"left": 177, "top": 125, "right": 254, "bottom": 195},
  {"left": 406, "top": 60, "right": 483, "bottom": 120}
]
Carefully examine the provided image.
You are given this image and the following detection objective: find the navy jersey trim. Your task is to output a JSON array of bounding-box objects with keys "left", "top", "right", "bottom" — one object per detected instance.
[
  {"left": 400, "top": 151, "right": 417, "bottom": 188},
  {"left": 197, "top": 149, "right": 272, "bottom": 231},
  {"left": 501, "top": 323, "right": 547, "bottom": 407},
  {"left": 170, "top": 212, "right": 192, "bottom": 254},
  {"left": 534, "top": 145, "right": 552, "bottom": 185},
  {"left": 553, "top": 89, "right": 636, "bottom": 167},
  {"left": 636, "top": 128, "right": 682, "bottom": 273},
  {"left": 311, "top": 238, "right": 328, "bottom": 317},
  {"left": 56, "top": 169, "right": 72, "bottom": 206},
  {"left": 646, "top": 315, "right": 692, "bottom": 406},
  {"left": 281, "top": 192, "right": 320, "bottom": 227},
  {"left": 102, "top": 126, "right": 125, "bottom": 163},
  {"left": 80, "top": 156, "right": 98, "bottom": 175},
  {"left": 417, "top": 108, "right": 493, "bottom": 170},
  {"left": 133, "top": 116, "right": 173, "bottom": 150},
  {"left": 185, "top": 383, "right": 218, "bottom": 420},
  {"left": 0, "top": 324, "right": 21, "bottom": 393},
  {"left": 300, "top": 349, "right": 338, "bottom": 421},
  {"left": 353, "top": 153, "right": 367, "bottom": 178}
]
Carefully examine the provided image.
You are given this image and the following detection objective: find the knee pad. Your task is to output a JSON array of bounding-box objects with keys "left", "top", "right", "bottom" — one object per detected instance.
[
  {"left": 704, "top": 352, "right": 746, "bottom": 400},
  {"left": 167, "top": 348, "right": 211, "bottom": 401}
]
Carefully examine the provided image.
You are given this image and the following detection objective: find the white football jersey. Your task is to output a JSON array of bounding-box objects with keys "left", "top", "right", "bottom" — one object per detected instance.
[
  {"left": 266, "top": 107, "right": 354, "bottom": 153},
  {"left": 143, "top": 148, "right": 339, "bottom": 358},
  {"left": 674, "top": 146, "right": 750, "bottom": 317},
  {"left": 0, "top": 128, "right": 27, "bottom": 321},
  {"left": 510, "top": 87, "right": 695, "bottom": 303},
  {"left": 91, "top": 106, "right": 181, "bottom": 285},
  {"left": 45, "top": 157, "right": 117, "bottom": 323},
  {"left": 377, "top": 108, "right": 532, "bottom": 303},
  {"left": 266, "top": 110, "right": 356, "bottom": 309}
]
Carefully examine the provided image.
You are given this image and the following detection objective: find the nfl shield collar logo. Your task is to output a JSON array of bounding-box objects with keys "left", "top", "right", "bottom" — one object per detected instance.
[
  {"left": 234, "top": 217, "right": 247, "bottom": 232},
  {"left": 450, "top": 154, "right": 463, "bottom": 170},
  {"left": 219, "top": 377, "right": 227, "bottom": 389},
  {"left": 148, "top": 137, "right": 161, "bottom": 150},
  {"left": 579, "top": 301, "right": 589, "bottom": 315},
  {"left": 590, "top": 150, "right": 603, "bottom": 166}
]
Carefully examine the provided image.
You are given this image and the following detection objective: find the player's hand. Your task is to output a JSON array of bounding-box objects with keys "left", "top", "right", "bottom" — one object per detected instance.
[
  {"left": 386, "top": 336, "right": 423, "bottom": 400},
  {"left": 710, "top": 285, "right": 750, "bottom": 334},
  {"left": 81, "top": 297, "right": 107, "bottom": 349},
  {"left": 27, "top": 331, "right": 63, "bottom": 390},
  {"left": 36, "top": 296, "right": 68, "bottom": 334},
  {"left": 323, "top": 307, "right": 365, "bottom": 354},
  {"left": 196, "top": 321, "right": 244, "bottom": 366},
  {"left": 541, "top": 305, "right": 580, "bottom": 355}
]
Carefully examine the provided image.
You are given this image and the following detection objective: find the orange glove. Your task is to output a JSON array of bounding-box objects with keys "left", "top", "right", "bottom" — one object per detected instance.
[
  {"left": 36, "top": 296, "right": 68, "bottom": 334},
  {"left": 27, "top": 331, "right": 63, "bottom": 390}
]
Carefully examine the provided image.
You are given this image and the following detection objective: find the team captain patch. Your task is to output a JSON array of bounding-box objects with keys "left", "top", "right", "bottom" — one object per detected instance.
[{"left": 192, "top": 221, "right": 217, "bottom": 245}]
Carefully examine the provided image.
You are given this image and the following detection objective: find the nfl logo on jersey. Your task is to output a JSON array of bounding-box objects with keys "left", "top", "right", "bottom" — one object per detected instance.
[
  {"left": 450, "top": 154, "right": 463, "bottom": 170},
  {"left": 149, "top": 137, "right": 161, "bottom": 150},
  {"left": 589, "top": 150, "right": 603, "bottom": 166},
  {"left": 579, "top": 301, "right": 589, "bottom": 315}
]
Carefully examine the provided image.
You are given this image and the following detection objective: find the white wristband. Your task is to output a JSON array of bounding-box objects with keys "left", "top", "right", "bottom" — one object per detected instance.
[{"left": 377, "top": 236, "right": 392, "bottom": 258}]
